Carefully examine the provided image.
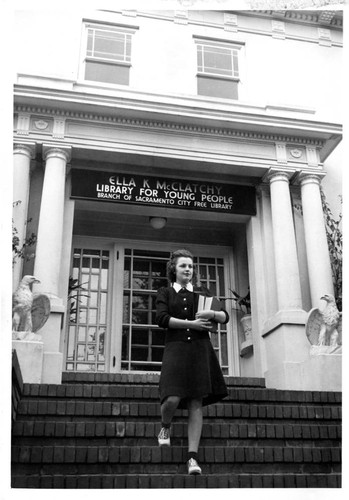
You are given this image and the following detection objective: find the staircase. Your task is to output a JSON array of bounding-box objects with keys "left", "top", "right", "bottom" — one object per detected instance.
[{"left": 12, "top": 357, "right": 341, "bottom": 488}]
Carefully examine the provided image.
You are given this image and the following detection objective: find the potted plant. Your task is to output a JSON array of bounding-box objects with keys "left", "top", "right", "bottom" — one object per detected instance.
[
  {"left": 230, "top": 288, "right": 251, "bottom": 315},
  {"left": 68, "top": 276, "right": 90, "bottom": 323},
  {"left": 229, "top": 288, "right": 253, "bottom": 355}
]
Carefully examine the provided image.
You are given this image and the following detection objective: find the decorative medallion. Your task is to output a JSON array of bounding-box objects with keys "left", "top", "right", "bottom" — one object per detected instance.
[
  {"left": 290, "top": 148, "right": 303, "bottom": 158},
  {"left": 34, "top": 120, "right": 49, "bottom": 130}
]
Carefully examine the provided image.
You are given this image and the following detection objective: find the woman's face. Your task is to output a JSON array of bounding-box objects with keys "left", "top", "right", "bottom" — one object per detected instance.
[{"left": 175, "top": 256, "right": 193, "bottom": 285}]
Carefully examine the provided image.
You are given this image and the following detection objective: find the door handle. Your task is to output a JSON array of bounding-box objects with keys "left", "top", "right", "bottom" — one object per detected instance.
[{"left": 113, "top": 356, "right": 116, "bottom": 367}]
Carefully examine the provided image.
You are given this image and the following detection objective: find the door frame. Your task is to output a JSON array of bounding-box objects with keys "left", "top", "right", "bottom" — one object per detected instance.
[{"left": 68, "top": 236, "right": 240, "bottom": 376}]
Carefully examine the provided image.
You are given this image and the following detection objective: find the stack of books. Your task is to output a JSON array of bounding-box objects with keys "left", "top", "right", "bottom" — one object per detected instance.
[{"left": 197, "top": 295, "right": 222, "bottom": 333}]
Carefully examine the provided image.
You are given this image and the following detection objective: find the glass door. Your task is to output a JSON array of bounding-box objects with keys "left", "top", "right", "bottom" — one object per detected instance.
[
  {"left": 121, "top": 249, "right": 169, "bottom": 372},
  {"left": 66, "top": 247, "right": 111, "bottom": 372},
  {"left": 65, "top": 240, "right": 236, "bottom": 375},
  {"left": 120, "top": 246, "right": 232, "bottom": 375}
]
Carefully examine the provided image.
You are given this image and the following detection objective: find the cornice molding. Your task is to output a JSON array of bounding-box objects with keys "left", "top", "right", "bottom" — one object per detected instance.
[
  {"left": 14, "top": 104, "right": 327, "bottom": 147},
  {"left": 107, "top": 8, "right": 343, "bottom": 30},
  {"left": 14, "top": 80, "right": 342, "bottom": 146},
  {"left": 240, "top": 8, "right": 343, "bottom": 29}
]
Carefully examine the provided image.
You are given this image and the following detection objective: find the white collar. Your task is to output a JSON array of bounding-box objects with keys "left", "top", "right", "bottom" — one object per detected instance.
[{"left": 173, "top": 282, "right": 193, "bottom": 292}]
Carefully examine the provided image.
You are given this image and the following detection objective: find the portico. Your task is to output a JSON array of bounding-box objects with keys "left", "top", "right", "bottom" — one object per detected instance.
[{"left": 13, "top": 75, "right": 342, "bottom": 390}]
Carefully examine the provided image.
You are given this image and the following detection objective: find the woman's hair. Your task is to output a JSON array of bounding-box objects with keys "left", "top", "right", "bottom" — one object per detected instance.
[{"left": 167, "top": 248, "right": 196, "bottom": 284}]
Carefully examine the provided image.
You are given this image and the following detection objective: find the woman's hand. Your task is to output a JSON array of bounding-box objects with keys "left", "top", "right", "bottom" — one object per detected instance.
[
  {"left": 195, "top": 310, "right": 214, "bottom": 321},
  {"left": 196, "top": 309, "right": 227, "bottom": 324},
  {"left": 190, "top": 318, "right": 213, "bottom": 331}
]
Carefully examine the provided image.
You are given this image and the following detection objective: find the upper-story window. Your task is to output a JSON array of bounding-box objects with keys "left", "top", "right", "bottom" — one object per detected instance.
[
  {"left": 82, "top": 22, "right": 138, "bottom": 86},
  {"left": 194, "top": 37, "right": 243, "bottom": 100}
]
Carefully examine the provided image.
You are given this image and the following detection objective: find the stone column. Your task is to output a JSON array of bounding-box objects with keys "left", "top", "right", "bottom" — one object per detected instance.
[
  {"left": 295, "top": 172, "right": 341, "bottom": 393},
  {"left": 33, "top": 146, "right": 71, "bottom": 299},
  {"left": 32, "top": 145, "right": 71, "bottom": 384},
  {"left": 298, "top": 172, "right": 334, "bottom": 306},
  {"left": 267, "top": 169, "right": 302, "bottom": 310},
  {"left": 12, "top": 143, "right": 36, "bottom": 288},
  {"left": 261, "top": 169, "right": 309, "bottom": 391}
]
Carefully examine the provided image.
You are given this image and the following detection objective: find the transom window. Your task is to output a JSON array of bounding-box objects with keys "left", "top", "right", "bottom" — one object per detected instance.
[
  {"left": 194, "top": 37, "right": 243, "bottom": 100},
  {"left": 82, "top": 23, "right": 137, "bottom": 86}
]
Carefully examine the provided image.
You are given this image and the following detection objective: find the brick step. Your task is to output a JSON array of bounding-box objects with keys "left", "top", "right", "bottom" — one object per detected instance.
[
  {"left": 11, "top": 472, "right": 342, "bottom": 488},
  {"left": 13, "top": 439, "right": 341, "bottom": 453},
  {"left": 11, "top": 461, "right": 340, "bottom": 477},
  {"left": 21, "top": 383, "right": 342, "bottom": 405},
  {"left": 11, "top": 444, "right": 341, "bottom": 471},
  {"left": 15, "top": 400, "right": 341, "bottom": 421},
  {"left": 61, "top": 372, "right": 266, "bottom": 388},
  {"left": 12, "top": 420, "right": 341, "bottom": 443},
  {"left": 11, "top": 462, "right": 340, "bottom": 478}
]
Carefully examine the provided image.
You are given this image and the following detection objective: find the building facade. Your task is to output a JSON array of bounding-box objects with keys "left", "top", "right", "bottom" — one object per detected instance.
[{"left": 12, "top": 9, "right": 343, "bottom": 390}]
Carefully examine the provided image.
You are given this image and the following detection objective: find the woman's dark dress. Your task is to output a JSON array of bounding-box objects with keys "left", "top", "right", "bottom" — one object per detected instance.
[{"left": 156, "top": 286, "right": 229, "bottom": 409}]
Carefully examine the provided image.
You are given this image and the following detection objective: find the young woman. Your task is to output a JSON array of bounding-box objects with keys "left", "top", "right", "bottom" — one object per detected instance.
[{"left": 155, "top": 249, "right": 229, "bottom": 475}]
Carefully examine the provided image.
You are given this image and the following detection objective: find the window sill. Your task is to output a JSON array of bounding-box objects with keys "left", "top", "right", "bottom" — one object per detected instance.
[
  {"left": 197, "top": 73, "right": 240, "bottom": 83},
  {"left": 85, "top": 58, "right": 132, "bottom": 68}
]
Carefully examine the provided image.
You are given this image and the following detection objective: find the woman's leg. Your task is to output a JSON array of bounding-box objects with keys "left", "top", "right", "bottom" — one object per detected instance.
[
  {"left": 187, "top": 398, "right": 203, "bottom": 452},
  {"left": 161, "top": 395, "right": 181, "bottom": 426}
]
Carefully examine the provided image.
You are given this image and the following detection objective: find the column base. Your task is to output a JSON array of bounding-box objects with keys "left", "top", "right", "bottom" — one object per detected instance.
[
  {"left": 12, "top": 340, "right": 44, "bottom": 384},
  {"left": 42, "top": 352, "right": 63, "bottom": 384}
]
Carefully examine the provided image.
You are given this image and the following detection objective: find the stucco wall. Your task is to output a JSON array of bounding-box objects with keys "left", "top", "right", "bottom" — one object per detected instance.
[
  {"left": 14, "top": 9, "right": 343, "bottom": 217},
  {"left": 13, "top": 10, "right": 343, "bottom": 115}
]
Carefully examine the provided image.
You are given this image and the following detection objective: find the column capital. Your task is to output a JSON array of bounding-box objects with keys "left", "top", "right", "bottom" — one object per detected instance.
[
  {"left": 13, "top": 142, "right": 36, "bottom": 159},
  {"left": 295, "top": 170, "right": 326, "bottom": 186},
  {"left": 43, "top": 145, "right": 72, "bottom": 163},
  {"left": 262, "top": 168, "right": 296, "bottom": 185}
]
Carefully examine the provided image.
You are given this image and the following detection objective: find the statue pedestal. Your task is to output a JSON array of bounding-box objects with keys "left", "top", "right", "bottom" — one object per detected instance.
[
  {"left": 262, "top": 310, "right": 309, "bottom": 390},
  {"left": 310, "top": 345, "right": 342, "bottom": 355},
  {"left": 296, "top": 351, "right": 342, "bottom": 391},
  {"left": 12, "top": 339, "right": 44, "bottom": 384},
  {"left": 37, "top": 302, "right": 64, "bottom": 384}
]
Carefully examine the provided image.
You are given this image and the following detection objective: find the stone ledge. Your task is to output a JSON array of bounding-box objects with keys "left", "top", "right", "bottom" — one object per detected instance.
[{"left": 262, "top": 309, "right": 307, "bottom": 337}]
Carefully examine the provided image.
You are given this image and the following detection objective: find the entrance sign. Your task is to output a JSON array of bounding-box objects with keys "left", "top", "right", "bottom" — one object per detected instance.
[{"left": 71, "top": 169, "right": 256, "bottom": 215}]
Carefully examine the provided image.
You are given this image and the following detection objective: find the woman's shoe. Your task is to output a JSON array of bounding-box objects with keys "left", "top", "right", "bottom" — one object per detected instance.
[
  {"left": 187, "top": 458, "right": 202, "bottom": 475},
  {"left": 158, "top": 427, "right": 170, "bottom": 446}
]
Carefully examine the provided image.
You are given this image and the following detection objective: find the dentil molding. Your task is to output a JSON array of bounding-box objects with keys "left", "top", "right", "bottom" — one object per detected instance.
[{"left": 14, "top": 105, "right": 325, "bottom": 147}]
